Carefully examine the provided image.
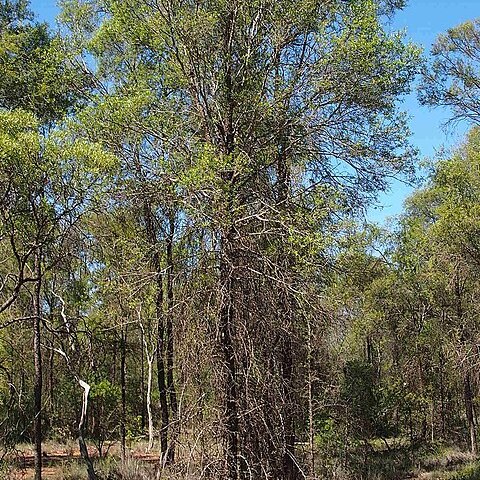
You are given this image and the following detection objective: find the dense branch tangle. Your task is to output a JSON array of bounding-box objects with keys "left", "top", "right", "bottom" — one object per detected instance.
[
  {"left": 0, "top": 0, "right": 419, "bottom": 478},
  {"left": 105, "top": 0, "right": 416, "bottom": 478}
]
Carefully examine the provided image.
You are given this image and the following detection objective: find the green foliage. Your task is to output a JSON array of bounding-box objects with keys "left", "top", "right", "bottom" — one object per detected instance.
[
  {"left": 0, "top": 0, "right": 32, "bottom": 26},
  {"left": 420, "top": 18, "right": 480, "bottom": 126},
  {"left": 90, "top": 379, "right": 121, "bottom": 453},
  {"left": 452, "top": 463, "right": 480, "bottom": 480},
  {"left": 91, "top": 379, "right": 121, "bottom": 403},
  {"left": 342, "top": 360, "right": 380, "bottom": 438},
  {"left": 0, "top": 0, "right": 443, "bottom": 477},
  {"left": 0, "top": 12, "right": 77, "bottom": 121}
]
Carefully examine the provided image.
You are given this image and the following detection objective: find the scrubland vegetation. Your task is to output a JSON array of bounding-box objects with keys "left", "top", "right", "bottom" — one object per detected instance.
[{"left": 2, "top": 0, "right": 480, "bottom": 478}]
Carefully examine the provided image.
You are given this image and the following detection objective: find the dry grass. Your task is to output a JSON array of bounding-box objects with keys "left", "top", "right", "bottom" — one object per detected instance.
[
  {"left": 420, "top": 448, "right": 477, "bottom": 472},
  {"left": 407, "top": 446, "right": 478, "bottom": 480},
  {"left": 8, "top": 440, "right": 478, "bottom": 480}
]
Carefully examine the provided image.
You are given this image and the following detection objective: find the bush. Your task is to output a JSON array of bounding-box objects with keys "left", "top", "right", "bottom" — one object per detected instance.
[{"left": 451, "top": 462, "right": 480, "bottom": 480}]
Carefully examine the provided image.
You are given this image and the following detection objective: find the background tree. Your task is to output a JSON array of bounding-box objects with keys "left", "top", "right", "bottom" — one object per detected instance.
[{"left": 420, "top": 18, "right": 480, "bottom": 126}]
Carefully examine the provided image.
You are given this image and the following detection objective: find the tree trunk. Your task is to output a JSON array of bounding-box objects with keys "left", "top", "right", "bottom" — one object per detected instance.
[
  {"left": 277, "top": 143, "right": 298, "bottom": 480},
  {"left": 281, "top": 334, "right": 296, "bottom": 479},
  {"left": 147, "top": 354, "right": 155, "bottom": 452},
  {"left": 78, "top": 380, "right": 97, "bottom": 480},
  {"left": 455, "top": 269, "right": 477, "bottom": 454},
  {"left": 166, "top": 211, "right": 178, "bottom": 463},
  {"left": 140, "top": 328, "right": 146, "bottom": 431},
  {"left": 440, "top": 353, "right": 446, "bottom": 439},
  {"left": 33, "top": 251, "right": 42, "bottom": 480},
  {"left": 307, "top": 316, "right": 315, "bottom": 476},
  {"left": 221, "top": 9, "right": 239, "bottom": 477},
  {"left": 464, "top": 372, "right": 477, "bottom": 454},
  {"left": 120, "top": 325, "right": 127, "bottom": 461},
  {"left": 220, "top": 244, "right": 239, "bottom": 480},
  {"left": 143, "top": 200, "right": 170, "bottom": 465},
  {"left": 156, "top": 283, "right": 170, "bottom": 465},
  {"left": 47, "top": 339, "right": 54, "bottom": 425},
  {"left": 139, "top": 315, "right": 156, "bottom": 452}
]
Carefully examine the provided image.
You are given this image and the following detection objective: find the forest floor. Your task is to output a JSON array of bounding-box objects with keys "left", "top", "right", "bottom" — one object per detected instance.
[
  {"left": 408, "top": 447, "right": 478, "bottom": 479},
  {"left": 365, "top": 443, "right": 479, "bottom": 480},
  {"left": 7, "top": 441, "right": 159, "bottom": 479},
  {"left": 5, "top": 441, "right": 480, "bottom": 479}
]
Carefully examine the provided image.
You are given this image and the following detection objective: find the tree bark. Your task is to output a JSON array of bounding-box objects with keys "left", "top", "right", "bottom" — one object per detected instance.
[
  {"left": 281, "top": 331, "right": 296, "bottom": 479},
  {"left": 221, "top": 8, "right": 239, "bottom": 478},
  {"left": 140, "top": 328, "right": 146, "bottom": 431},
  {"left": 143, "top": 203, "right": 170, "bottom": 465},
  {"left": 48, "top": 344, "right": 54, "bottom": 422},
  {"left": 155, "top": 279, "right": 170, "bottom": 466},
  {"left": 139, "top": 313, "right": 156, "bottom": 452},
  {"left": 464, "top": 372, "right": 477, "bottom": 454},
  {"left": 78, "top": 380, "right": 97, "bottom": 480},
  {"left": 33, "top": 250, "right": 42, "bottom": 480},
  {"left": 120, "top": 325, "right": 127, "bottom": 461},
  {"left": 166, "top": 211, "right": 178, "bottom": 463},
  {"left": 220, "top": 242, "right": 239, "bottom": 480},
  {"left": 146, "top": 353, "right": 155, "bottom": 452},
  {"left": 277, "top": 143, "right": 298, "bottom": 480}
]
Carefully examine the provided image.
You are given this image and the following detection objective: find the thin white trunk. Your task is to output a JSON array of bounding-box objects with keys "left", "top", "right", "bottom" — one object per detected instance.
[
  {"left": 139, "top": 314, "right": 156, "bottom": 453},
  {"left": 52, "top": 345, "right": 96, "bottom": 480},
  {"left": 147, "top": 356, "right": 154, "bottom": 451},
  {"left": 49, "top": 290, "right": 97, "bottom": 480},
  {"left": 79, "top": 379, "right": 90, "bottom": 427},
  {"left": 78, "top": 379, "right": 96, "bottom": 480}
]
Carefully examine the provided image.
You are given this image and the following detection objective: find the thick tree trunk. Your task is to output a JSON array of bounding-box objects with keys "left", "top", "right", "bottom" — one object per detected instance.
[
  {"left": 220, "top": 245, "right": 239, "bottom": 480},
  {"left": 221, "top": 9, "right": 240, "bottom": 477},
  {"left": 277, "top": 145, "right": 298, "bottom": 480},
  {"left": 33, "top": 251, "right": 42, "bottom": 480}
]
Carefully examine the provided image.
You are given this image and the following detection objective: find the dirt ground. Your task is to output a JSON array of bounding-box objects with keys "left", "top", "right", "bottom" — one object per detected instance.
[{"left": 8, "top": 445, "right": 159, "bottom": 479}]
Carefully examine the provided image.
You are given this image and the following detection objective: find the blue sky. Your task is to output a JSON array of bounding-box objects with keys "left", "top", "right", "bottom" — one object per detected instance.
[
  {"left": 30, "top": 0, "right": 479, "bottom": 223},
  {"left": 373, "top": 0, "right": 479, "bottom": 223}
]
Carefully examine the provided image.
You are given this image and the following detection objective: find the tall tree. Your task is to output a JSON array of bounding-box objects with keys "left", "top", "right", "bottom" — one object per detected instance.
[
  {"left": 0, "top": 2, "right": 85, "bottom": 476},
  {"left": 57, "top": 0, "right": 419, "bottom": 477}
]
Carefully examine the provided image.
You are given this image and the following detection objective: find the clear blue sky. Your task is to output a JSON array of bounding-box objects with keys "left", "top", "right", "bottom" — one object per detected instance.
[
  {"left": 372, "top": 0, "right": 479, "bottom": 223},
  {"left": 30, "top": 0, "right": 479, "bottom": 223}
]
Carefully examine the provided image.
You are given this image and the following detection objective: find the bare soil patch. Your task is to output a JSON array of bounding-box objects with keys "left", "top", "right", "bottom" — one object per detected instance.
[{"left": 8, "top": 446, "right": 159, "bottom": 479}]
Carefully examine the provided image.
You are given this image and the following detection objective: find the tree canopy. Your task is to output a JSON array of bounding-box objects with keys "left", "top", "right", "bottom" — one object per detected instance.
[{"left": 2, "top": 2, "right": 480, "bottom": 480}]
